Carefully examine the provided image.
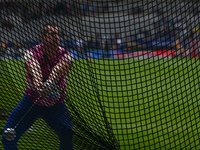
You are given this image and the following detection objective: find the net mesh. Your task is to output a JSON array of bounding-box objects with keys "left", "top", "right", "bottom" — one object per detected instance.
[{"left": 1, "top": 0, "right": 200, "bottom": 149}]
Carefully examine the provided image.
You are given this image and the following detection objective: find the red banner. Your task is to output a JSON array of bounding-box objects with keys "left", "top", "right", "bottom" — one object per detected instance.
[{"left": 115, "top": 50, "right": 176, "bottom": 59}]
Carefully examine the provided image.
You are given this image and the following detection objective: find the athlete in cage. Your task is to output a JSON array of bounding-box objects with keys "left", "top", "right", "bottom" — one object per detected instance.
[{"left": 2, "top": 24, "right": 73, "bottom": 150}]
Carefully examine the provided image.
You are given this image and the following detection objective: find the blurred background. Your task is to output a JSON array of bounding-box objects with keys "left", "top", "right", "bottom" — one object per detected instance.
[{"left": 0, "top": 0, "right": 200, "bottom": 60}]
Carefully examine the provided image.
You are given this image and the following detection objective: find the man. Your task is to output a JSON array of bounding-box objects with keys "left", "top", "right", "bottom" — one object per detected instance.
[
  {"left": 184, "top": 35, "right": 194, "bottom": 57},
  {"left": 2, "top": 24, "right": 73, "bottom": 150}
]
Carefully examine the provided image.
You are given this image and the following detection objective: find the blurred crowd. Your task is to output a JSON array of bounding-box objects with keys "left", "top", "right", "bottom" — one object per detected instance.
[
  {"left": 0, "top": 1, "right": 200, "bottom": 59},
  {"left": 0, "top": 1, "right": 125, "bottom": 30}
]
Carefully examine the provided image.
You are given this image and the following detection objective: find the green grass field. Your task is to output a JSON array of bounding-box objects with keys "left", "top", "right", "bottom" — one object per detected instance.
[{"left": 1, "top": 57, "right": 200, "bottom": 150}]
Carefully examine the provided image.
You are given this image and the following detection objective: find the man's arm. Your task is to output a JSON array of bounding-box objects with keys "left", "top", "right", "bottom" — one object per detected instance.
[
  {"left": 40, "top": 53, "right": 72, "bottom": 106},
  {"left": 41, "top": 55, "right": 72, "bottom": 98},
  {"left": 48, "top": 59, "right": 70, "bottom": 83},
  {"left": 26, "top": 57, "right": 43, "bottom": 92}
]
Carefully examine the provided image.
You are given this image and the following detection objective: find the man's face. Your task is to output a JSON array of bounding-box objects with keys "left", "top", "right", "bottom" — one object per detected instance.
[{"left": 41, "top": 26, "right": 59, "bottom": 48}]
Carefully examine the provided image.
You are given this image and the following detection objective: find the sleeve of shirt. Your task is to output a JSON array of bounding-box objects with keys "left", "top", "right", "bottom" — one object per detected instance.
[{"left": 24, "top": 50, "right": 34, "bottom": 64}]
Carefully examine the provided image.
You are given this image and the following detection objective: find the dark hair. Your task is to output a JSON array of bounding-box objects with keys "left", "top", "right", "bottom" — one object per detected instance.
[{"left": 41, "top": 23, "right": 58, "bottom": 35}]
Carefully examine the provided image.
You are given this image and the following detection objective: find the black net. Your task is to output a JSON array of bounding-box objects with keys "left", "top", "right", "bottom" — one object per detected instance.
[{"left": 1, "top": 0, "right": 200, "bottom": 149}]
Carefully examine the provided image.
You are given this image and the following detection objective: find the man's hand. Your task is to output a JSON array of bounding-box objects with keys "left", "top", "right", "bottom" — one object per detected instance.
[
  {"left": 41, "top": 79, "right": 56, "bottom": 97},
  {"left": 38, "top": 80, "right": 62, "bottom": 107}
]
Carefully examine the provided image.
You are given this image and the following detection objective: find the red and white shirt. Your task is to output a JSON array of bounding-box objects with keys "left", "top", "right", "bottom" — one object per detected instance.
[{"left": 24, "top": 44, "right": 73, "bottom": 106}]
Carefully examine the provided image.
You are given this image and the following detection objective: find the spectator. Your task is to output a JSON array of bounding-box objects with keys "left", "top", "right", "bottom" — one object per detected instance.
[
  {"left": 174, "top": 21, "right": 186, "bottom": 31},
  {"left": 83, "top": 3, "right": 89, "bottom": 15},
  {"left": 102, "top": 2, "right": 109, "bottom": 13},
  {"left": 76, "top": 38, "right": 83, "bottom": 48},
  {"left": 80, "top": 3, "right": 85, "bottom": 16},
  {"left": 0, "top": 45, "right": 5, "bottom": 56},
  {"left": 87, "top": 37, "right": 94, "bottom": 48},
  {"left": 1, "top": 19, "right": 13, "bottom": 30},
  {"left": 90, "top": 2, "right": 96, "bottom": 16},
  {"left": 175, "top": 38, "right": 187, "bottom": 57},
  {"left": 94, "top": 34, "right": 102, "bottom": 48},
  {"left": 135, "top": 29, "right": 145, "bottom": 41},
  {"left": 190, "top": 7, "right": 199, "bottom": 16},
  {"left": 132, "top": 6, "right": 142, "bottom": 15},
  {"left": 76, "top": 38, "right": 85, "bottom": 58},
  {"left": 184, "top": 35, "right": 194, "bottom": 57},
  {"left": 113, "top": 33, "right": 126, "bottom": 49},
  {"left": 65, "top": 4, "right": 72, "bottom": 16},
  {"left": 116, "top": 34, "right": 123, "bottom": 47},
  {"left": 2, "top": 42, "right": 7, "bottom": 49},
  {"left": 43, "top": 3, "right": 49, "bottom": 15},
  {"left": 54, "top": 2, "right": 65, "bottom": 15}
]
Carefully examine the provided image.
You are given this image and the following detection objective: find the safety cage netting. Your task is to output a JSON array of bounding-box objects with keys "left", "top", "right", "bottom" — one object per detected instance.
[{"left": 0, "top": 0, "right": 200, "bottom": 149}]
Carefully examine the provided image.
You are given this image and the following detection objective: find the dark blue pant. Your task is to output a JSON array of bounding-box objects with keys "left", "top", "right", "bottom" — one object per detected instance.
[{"left": 2, "top": 95, "right": 73, "bottom": 150}]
